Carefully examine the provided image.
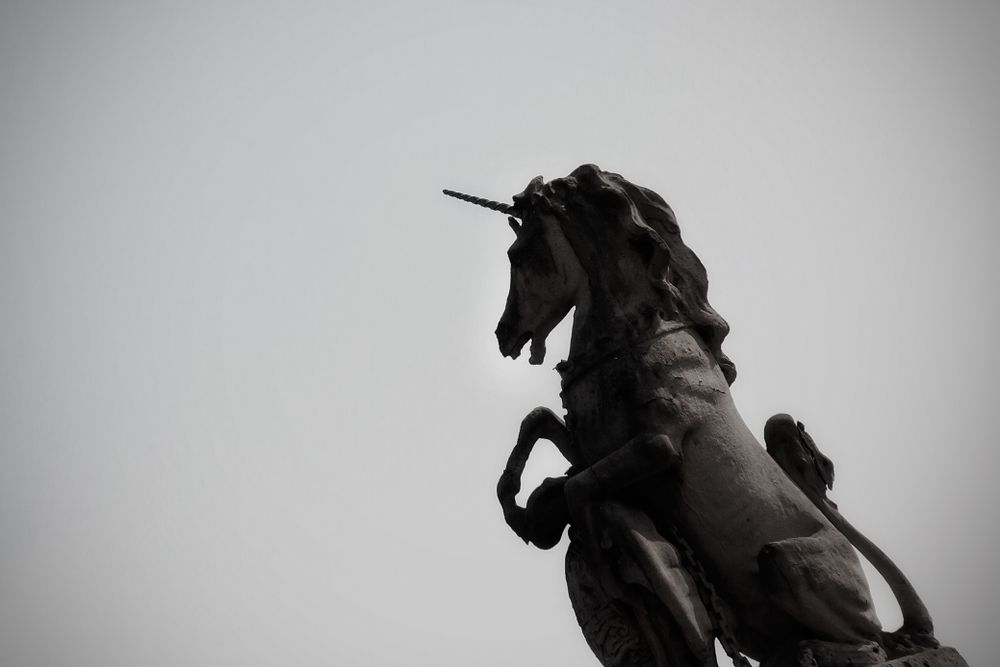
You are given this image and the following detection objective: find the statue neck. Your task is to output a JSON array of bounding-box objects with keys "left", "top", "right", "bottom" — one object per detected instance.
[
  {"left": 565, "top": 281, "right": 669, "bottom": 366},
  {"left": 560, "top": 299, "right": 690, "bottom": 389}
]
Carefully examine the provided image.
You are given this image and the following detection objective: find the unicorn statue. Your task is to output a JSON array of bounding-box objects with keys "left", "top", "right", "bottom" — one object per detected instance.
[{"left": 443, "top": 165, "right": 965, "bottom": 667}]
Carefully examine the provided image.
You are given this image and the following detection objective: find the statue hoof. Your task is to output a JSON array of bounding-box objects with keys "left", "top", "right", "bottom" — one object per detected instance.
[{"left": 523, "top": 476, "right": 570, "bottom": 550}]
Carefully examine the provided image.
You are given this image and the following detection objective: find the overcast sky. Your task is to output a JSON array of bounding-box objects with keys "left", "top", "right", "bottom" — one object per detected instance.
[{"left": 1, "top": 3, "right": 998, "bottom": 666}]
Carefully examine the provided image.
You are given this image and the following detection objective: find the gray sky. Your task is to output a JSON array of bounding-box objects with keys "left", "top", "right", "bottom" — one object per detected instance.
[{"left": 1, "top": 2, "right": 997, "bottom": 666}]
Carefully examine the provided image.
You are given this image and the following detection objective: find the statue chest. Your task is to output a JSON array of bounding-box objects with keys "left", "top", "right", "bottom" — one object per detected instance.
[{"left": 559, "top": 327, "right": 729, "bottom": 464}]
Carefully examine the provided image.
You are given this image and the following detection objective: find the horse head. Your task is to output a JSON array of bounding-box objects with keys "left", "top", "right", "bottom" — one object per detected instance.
[
  {"left": 444, "top": 164, "right": 736, "bottom": 382},
  {"left": 494, "top": 176, "right": 588, "bottom": 365}
]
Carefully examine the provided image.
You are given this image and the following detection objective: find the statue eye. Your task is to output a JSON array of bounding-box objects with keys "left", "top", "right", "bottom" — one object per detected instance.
[{"left": 508, "top": 234, "right": 555, "bottom": 274}]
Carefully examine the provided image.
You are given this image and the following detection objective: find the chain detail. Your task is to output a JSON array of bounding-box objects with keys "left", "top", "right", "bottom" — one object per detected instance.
[{"left": 668, "top": 526, "right": 753, "bottom": 667}]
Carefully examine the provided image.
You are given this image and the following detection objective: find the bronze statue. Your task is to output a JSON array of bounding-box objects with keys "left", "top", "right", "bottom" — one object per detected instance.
[{"left": 444, "top": 165, "right": 966, "bottom": 667}]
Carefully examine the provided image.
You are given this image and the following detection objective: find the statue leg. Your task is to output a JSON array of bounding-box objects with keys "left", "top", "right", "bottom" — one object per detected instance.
[
  {"left": 566, "top": 522, "right": 718, "bottom": 667},
  {"left": 599, "top": 501, "right": 716, "bottom": 665},
  {"left": 757, "top": 534, "right": 886, "bottom": 665},
  {"left": 564, "top": 431, "right": 684, "bottom": 521},
  {"left": 497, "top": 407, "right": 576, "bottom": 543}
]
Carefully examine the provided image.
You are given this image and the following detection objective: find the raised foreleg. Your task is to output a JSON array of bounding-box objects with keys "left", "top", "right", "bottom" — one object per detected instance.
[
  {"left": 564, "top": 430, "right": 684, "bottom": 524},
  {"left": 497, "top": 407, "right": 578, "bottom": 549}
]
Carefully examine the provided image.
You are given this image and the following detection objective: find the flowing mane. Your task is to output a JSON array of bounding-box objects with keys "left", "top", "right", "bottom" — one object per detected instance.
[{"left": 513, "top": 164, "right": 737, "bottom": 384}]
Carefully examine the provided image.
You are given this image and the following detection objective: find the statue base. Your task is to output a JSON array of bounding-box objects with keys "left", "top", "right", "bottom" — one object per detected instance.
[{"left": 882, "top": 647, "right": 968, "bottom": 666}]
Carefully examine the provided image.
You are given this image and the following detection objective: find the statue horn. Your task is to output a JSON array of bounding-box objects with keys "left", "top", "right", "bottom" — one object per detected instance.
[{"left": 442, "top": 189, "right": 519, "bottom": 217}]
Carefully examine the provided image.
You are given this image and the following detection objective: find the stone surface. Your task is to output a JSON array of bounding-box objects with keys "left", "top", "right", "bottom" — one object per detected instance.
[
  {"left": 881, "top": 647, "right": 968, "bottom": 666},
  {"left": 445, "top": 165, "right": 966, "bottom": 667}
]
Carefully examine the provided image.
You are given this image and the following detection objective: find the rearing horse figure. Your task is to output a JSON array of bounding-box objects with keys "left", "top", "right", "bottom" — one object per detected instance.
[{"left": 447, "top": 165, "right": 917, "bottom": 667}]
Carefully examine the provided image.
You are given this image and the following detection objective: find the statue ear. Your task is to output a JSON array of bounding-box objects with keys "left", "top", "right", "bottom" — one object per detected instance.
[{"left": 513, "top": 175, "right": 545, "bottom": 209}]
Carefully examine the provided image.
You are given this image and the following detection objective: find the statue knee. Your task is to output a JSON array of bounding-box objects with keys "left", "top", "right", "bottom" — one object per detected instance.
[{"left": 632, "top": 433, "right": 682, "bottom": 467}]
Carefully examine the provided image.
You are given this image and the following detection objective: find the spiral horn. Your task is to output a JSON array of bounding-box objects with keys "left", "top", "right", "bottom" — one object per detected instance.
[{"left": 442, "top": 189, "right": 520, "bottom": 218}]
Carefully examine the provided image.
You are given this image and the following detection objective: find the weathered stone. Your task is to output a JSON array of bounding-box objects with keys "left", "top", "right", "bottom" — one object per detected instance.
[
  {"left": 444, "top": 165, "right": 966, "bottom": 667},
  {"left": 881, "top": 647, "right": 969, "bottom": 666}
]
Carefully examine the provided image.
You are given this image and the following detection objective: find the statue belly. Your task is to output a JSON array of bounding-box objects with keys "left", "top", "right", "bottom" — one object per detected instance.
[
  {"left": 677, "top": 402, "right": 830, "bottom": 560},
  {"left": 562, "top": 330, "right": 860, "bottom": 576},
  {"left": 562, "top": 331, "right": 875, "bottom": 645},
  {"left": 673, "top": 413, "right": 833, "bottom": 604},
  {"left": 663, "top": 406, "right": 881, "bottom": 648},
  {"left": 633, "top": 329, "right": 833, "bottom": 561}
]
